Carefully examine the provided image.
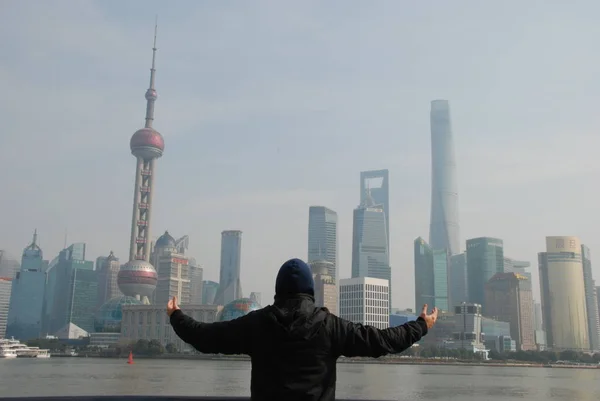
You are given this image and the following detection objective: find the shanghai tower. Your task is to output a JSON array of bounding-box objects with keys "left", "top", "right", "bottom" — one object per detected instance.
[
  {"left": 117, "top": 24, "right": 163, "bottom": 304},
  {"left": 428, "top": 100, "right": 460, "bottom": 256}
]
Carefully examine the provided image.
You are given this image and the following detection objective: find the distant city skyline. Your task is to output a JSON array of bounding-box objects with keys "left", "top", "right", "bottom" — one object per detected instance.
[
  {"left": 3, "top": 1, "right": 600, "bottom": 308},
  {"left": 5, "top": 3, "right": 600, "bottom": 356},
  {"left": 3, "top": 205, "right": 600, "bottom": 353}
]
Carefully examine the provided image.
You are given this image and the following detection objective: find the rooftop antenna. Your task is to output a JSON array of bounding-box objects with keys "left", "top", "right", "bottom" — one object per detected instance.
[
  {"left": 26, "top": 229, "right": 39, "bottom": 250},
  {"left": 63, "top": 229, "right": 68, "bottom": 249},
  {"left": 144, "top": 16, "right": 159, "bottom": 129}
]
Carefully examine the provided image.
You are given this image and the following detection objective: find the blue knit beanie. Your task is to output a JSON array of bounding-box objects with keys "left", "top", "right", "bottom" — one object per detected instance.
[{"left": 275, "top": 258, "right": 315, "bottom": 297}]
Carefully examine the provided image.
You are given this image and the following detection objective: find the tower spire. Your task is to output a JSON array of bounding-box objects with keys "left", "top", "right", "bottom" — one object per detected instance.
[
  {"left": 24, "top": 228, "right": 41, "bottom": 253},
  {"left": 144, "top": 17, "right": 159, "bottom": 129}
]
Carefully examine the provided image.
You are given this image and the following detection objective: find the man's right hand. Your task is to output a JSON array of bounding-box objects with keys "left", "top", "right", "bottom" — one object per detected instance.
[{"left": 419, "top": 304, "right": 438, "bottom": 329}]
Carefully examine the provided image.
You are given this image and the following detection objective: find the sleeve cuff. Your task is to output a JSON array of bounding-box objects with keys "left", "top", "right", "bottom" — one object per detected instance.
[{"left": 416, "top": 316, "right": 428, "bottom": 335}]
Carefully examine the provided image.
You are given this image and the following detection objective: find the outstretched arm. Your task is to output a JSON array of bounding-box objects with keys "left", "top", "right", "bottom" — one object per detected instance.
[
  {"left": 167, "top": 296, "right": 253, "bottom": 355},
  {"left": 333, "top": 304, "right": 437, "bottom": 358}
]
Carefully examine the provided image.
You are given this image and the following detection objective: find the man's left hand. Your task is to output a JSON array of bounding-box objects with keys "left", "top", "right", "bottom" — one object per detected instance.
[{"left": 167, "top": 296, "right": 180, "bottom": 317}]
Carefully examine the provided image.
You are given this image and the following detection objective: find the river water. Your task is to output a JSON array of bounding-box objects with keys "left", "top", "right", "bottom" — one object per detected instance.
[{"left": 1, "top": 358, "right": 599, "bottom": 400}]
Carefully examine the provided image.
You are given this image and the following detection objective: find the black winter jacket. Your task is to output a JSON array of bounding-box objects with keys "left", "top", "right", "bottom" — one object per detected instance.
[{"left": 170, "top": 295, "right": 428, "bottom": 401}]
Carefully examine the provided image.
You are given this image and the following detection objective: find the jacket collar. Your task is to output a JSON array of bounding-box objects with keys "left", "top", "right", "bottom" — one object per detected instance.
[{"left": 273, "top": 293, "right": 315, "bottom": 308}]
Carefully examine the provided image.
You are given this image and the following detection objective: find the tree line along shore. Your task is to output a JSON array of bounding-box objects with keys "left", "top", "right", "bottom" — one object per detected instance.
[{"left": 30, "top": 338, "right": 599, "bottom": 369}]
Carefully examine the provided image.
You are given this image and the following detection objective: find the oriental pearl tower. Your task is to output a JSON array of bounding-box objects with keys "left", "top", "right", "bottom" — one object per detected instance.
[{"left": 117, "top": 24, "right": 163, "bottom": 304}]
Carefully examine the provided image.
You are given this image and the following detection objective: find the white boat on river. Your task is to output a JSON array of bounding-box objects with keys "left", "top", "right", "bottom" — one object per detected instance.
[{"left": 0, "top": 338, "right": 51, "bottom": 358}]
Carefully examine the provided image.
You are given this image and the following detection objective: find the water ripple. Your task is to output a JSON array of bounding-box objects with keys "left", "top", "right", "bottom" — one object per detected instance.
[{"left": 1, "top": 358, "right": 599, "bottom": 400}]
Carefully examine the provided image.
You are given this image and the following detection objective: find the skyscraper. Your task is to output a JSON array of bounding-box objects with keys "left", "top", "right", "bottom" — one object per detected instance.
[
  {"left": 96, "top": 251, "right": 122, "bottom": 309},
  {"left": 592, "top": 286, "right": 600, "bottom": 350},
  {"left": 538, "top": 236, "right": 589, "bottom": 351},
  {"left": 214, "top": 230, "right": 243, "bottom": 305},
  {"left": 360, "top": 170, "right": 389, "bottom": 248},
  {"left": 485, "top": 272, "right": 536, "bottom": 351},
  {"left": 6, "top": 231, "right": 48, "bottom": 340},
  {"left": 429, "top": 100, "right": 460, "bottom": 256},
  {"left": 432, "top": 249, "right": 449, "bottom": 312},
  {"left": 414, "top": 238, "right": 449, "bottom": 313},
  {"left": 581, "top": 245, "right": 600, "bottom": 351},
  {"left": 0, "top": 277, "right": 12, "bottom": 338},
  {"left": 448, "top": 252, "right": 468, "bottom": 307},
  {"left": 152, "top": 231, "right": 191, "bottom": 305},
  {"left": 42, "top": 255, "right": 60, "bottom": 334},
  {"left": 46, "top": 243, "right": 95, "bottom": 334},
  {"left": 202, "top": 281, "right": 219, "bottom": 305},
  {"left": 0, "top": 250, "right": 20, "bottom": 279},
  {"left": 309, "top": 260, "right": 337, "bottom": 314},
  {"left": 597, "top": 286, "right": 600, "bottom": 337},
  {"left": 351, "top": 189, "right": 390, "bottom": 306},
  {"left": 538, "top": 252, "right": 553, "bottom": 348},
  {"left": 534, "top": 301, "right": 546, "bottom": 350},
  {"left": 466, "top": 237, "right": 504, "bottom": 311},
  {"left": 188, "top": 258, "right": 204, "bottom": 305},
  {"left": 307, "top": 206, "right": 338, "bottom": 280},
  {"left": 534, "top": 302, "right": 543, "bottom": 331},
  {"left": 118, "top": 24, "right": 163, "bottom": 304},
  {"left": 414, "top": 238, "right": 433, "bottom": 312},
  {"left": 67, "top": 266, "right": 98, "bottom": 333}
]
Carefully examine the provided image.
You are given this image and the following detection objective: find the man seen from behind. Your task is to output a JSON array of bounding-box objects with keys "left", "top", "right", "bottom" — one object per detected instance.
[{"left": 167, "top": 258, "right": 438, "bottom": 401}]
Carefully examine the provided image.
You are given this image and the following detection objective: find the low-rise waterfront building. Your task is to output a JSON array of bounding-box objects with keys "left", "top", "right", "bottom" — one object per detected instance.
[{"left": 121, "top": 304, "right": 222, "bottom": 352}]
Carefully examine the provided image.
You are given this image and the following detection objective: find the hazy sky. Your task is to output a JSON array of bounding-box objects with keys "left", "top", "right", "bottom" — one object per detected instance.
[{"left": 2, "top": 0, "right": 600, "bottom": 308}]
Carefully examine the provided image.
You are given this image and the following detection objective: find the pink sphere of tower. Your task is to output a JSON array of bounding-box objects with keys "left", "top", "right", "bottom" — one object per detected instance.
[
  {"left": 130, "top": 128, "right": 164, "bottom": 160},
  {"left": 117, "top": 259, "right": 158, "bottom": 300}
]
